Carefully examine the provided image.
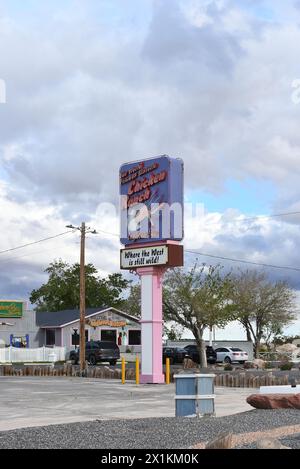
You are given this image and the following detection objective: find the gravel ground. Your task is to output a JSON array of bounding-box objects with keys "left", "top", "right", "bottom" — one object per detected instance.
[
  {"left": 0, "top": 409, "right": 299, "bottom": 449},
  {"left": 280, "top": 433, "right": 300, "bottom": 449}
]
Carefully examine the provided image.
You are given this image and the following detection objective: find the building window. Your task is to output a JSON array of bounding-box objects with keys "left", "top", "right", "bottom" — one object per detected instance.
[
  {"left": 128, "top": 330, "right": 141, "bottom": 345},
  {"left": 101, "top": 329, "right": 117, "bottom": 343},
  {"left": 45, "top": 329, "right": 55, "bottom": 346}
]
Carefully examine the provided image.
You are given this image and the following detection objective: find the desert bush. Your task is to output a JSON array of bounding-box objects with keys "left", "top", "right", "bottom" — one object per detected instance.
[
  {"left": 264, "top": 362, "right": 273, "bottom": 369},
  {"left": 224, "top": 363, "right": 233, "bottom": 371},
  {"left": 279, "top": 362, "right": 293, "bottom": 371},
  {"left": 243, "top": 361, "right": 255, "bottom": 369}
]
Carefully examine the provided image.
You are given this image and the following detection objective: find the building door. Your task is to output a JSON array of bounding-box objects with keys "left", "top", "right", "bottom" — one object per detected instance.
[
  {"left": 101, "top": 329, "right": 117, "bottom": 343},
  {"left": 45, "top": 329, "right": 55, "bottom": 346}
]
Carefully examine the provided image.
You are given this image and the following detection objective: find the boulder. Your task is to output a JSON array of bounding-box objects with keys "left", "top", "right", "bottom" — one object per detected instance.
[
  {"left": 276, "top": 344, "right": 297, "bottom": 353},
  {"left": 247, "top": 393, "right": 300, "bottom": 409},
  {"left": 253, "top": 359, "right": 266, "bottom": 369},
  {"left": 183, "top": 358, "right": 198, "bottom": 369}
]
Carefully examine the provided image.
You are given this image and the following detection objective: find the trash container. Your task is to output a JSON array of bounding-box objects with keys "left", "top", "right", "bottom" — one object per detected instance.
[{"left": 174, "top": 373, "right": 216, "bottom": 417}]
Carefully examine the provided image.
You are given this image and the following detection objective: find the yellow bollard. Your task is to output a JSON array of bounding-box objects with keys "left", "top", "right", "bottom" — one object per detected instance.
[
  {"left": 135, "top": 356, "right": 140, "bottom": 385},
  {"left": 166, "top": 358, "right": 170, "bottom": 385},
  {"left": 121, "top": 357, "right": 126, "bottom": 384}
]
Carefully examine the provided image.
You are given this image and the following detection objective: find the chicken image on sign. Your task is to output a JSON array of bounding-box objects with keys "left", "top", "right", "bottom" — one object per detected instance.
[{"left": 120, "top": 155, "right": 184, "bottom": 245}]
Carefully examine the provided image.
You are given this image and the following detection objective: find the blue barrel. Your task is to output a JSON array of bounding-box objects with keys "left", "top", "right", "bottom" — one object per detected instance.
[{"left": 174, "top": 374, "right": 215, "bottom": 417}]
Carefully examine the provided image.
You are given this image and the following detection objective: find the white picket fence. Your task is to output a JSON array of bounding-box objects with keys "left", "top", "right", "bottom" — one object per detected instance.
[{"left": 0, "top": 346, "right": 66, "bottom": 363}]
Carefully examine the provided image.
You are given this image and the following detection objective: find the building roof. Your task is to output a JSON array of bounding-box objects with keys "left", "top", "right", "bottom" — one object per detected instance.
[{"left": 36, "top": 307, "right": 140, "bottom": 328}]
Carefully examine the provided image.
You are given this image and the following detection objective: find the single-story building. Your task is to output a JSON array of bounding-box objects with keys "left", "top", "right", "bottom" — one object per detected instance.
[
  {"left": 0, "top": 300, "right": 141, "bottom": 354},
  {"left": 0, "top": 300, "right": 39, "bottom": 348},
  {"left": 36, "top": 307, "right": 141, "bottom": 353}
]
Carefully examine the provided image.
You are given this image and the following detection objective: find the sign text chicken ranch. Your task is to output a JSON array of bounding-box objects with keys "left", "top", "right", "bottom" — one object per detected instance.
[{"left": 120, "top": 245, "right": 168, "bottom": 269}]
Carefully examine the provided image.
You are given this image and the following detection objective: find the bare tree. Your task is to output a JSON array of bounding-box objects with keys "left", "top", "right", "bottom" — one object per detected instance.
[
  {"left": 123, "top": 283, "right": 141, "bottom": 317},
  {"left": 163, "top": 264, "right": 234, "bottom": 367},
  {"left": 231, "top": 270, "right": 297, "bottom": 358}
]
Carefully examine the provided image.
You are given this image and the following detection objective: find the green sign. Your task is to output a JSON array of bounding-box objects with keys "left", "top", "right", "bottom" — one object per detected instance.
[{"left": 0, "top": 301, "right": 23, "bottom": 318}]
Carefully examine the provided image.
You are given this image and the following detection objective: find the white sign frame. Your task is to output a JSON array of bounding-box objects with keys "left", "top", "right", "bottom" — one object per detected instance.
[{"left": 121, "top": 245, "right": 168, "bottom": 269}]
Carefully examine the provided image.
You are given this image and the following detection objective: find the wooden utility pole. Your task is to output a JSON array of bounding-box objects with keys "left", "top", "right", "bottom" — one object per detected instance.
[
  {"left": 79, "top": 222, "right": 86, "bottom": 373},
  {"left": 66, "top": 222, "right": 97, "bottom": 374}
]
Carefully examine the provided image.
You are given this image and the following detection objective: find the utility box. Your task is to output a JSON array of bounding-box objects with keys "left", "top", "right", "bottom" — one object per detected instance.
[{"left": 174, "top": 374, "right": 216, "bottom": 417}]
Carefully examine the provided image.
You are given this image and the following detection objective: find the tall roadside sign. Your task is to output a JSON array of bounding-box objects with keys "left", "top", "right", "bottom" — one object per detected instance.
[{"left": 120, "top": 155, "right": 184, "bottom": 384}]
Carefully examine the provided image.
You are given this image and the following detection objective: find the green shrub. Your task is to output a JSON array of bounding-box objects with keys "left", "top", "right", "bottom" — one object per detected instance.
[
  {"left": 279, "top": 362, "right": 293, "bottom": 371},
  {"left": 224, "top": 363, "right": 233, "bottom": 371},
  {"left": 264, "top": 362, "right": 273, "bottom": 369},
  {"left": 243, "top": 361, "right": 255, "bottom": 369}
]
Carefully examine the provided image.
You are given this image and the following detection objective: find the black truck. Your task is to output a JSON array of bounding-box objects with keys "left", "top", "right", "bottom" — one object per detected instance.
[{"left": 69, "top": 340, "right": 120, "bottom": 366}]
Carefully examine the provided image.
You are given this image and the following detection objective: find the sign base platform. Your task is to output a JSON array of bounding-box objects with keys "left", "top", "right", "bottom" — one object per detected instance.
[{"left": 140, "top": 373, "right": 165, "bottom": 384}]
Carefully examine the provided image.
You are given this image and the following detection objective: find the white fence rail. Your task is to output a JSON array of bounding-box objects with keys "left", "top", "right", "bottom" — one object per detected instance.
[{"left": 0, "top": 346, "right": 66, "bottom": 363}]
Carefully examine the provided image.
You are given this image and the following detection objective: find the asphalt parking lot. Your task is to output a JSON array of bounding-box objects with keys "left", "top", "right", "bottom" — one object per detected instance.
[{"left": 0, "top": 376, "right": 253, "bottom": 431}]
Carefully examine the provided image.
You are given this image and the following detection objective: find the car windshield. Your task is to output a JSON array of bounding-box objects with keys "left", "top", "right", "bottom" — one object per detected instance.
[{"left": 230, "top": 348, "right": 243, "bottom": 351}]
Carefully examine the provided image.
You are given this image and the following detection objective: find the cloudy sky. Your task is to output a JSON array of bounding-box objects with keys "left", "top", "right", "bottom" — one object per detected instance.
[{"left": 1, "top": 0, "right": 300, "bottom": 339}]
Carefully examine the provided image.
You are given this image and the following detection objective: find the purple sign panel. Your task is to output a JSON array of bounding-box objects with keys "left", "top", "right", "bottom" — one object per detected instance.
[{"left": 120, "top": 155, "right": 184, "bottom": 245}]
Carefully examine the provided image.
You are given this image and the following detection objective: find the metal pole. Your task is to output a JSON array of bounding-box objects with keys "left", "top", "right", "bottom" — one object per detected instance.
[
  {"left": 79, "top": 222, "right": 86, "bottom": 374},
  {"left": 166, "top": 358, "right": 170, "bottom": 385},
  {"left": 121, "top": 357, "right": 126, "bottom": 384},
  {"left": 209, "top": 326, "right": 213, "bottom": 346},
  {"left": 135, "top": 356, "right": 140, "bottom": 385}
]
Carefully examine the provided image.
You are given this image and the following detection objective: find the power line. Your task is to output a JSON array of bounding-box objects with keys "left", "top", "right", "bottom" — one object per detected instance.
[
  {"left": 94, "top": 210, "right": 300, "bottom": 234},
  {"left": 185, "top": 249, "right": 300, "bottom": 272},
  {"left": 0, "top": 231, "right": 74, "bottom": 256},
  {"left": 1, "top": 207, "right": 296, "bottom": 258},
  {"left": 203, "top": 210, "right": 300, "bottom": 226},
  {"left": 0, "top": 241, "right": 79, "bottom": 265},
  {"left": 94, "top": 229, "right": 119, "bottom": 237},
  {"left": 92, "top": 226, "right": 300, "bottom": 272}
]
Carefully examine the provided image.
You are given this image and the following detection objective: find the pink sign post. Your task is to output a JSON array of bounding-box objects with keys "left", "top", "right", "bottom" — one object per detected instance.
[
  {"left": 137, "top": 266, "right": 166, "bottom": 384},
  {"left": 120, "top": 156, "right": 184, "bottom": 384}
]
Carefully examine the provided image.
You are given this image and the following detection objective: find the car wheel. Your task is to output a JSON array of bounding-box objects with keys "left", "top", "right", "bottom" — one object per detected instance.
[
  {"left": 224, "top": 356, "right": 232, "bottom": 364},
  {"left": 69, "top": 354, "right": 78, "bottom": 365},
  {"left": 109, "top": 360, "right": 117, "bottom": 366},
  {"left": 89, "top": 355, "right": 97, "bottom": 366}
]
